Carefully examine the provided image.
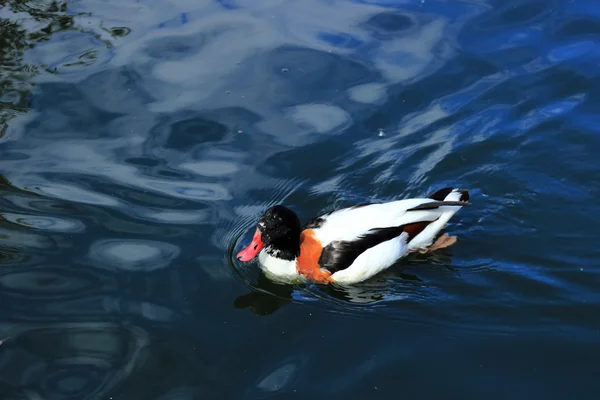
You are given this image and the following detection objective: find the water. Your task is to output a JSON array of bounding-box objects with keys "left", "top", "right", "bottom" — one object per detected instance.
[{"left": 1, "top": 0, "right": 600, "bottom": 398}]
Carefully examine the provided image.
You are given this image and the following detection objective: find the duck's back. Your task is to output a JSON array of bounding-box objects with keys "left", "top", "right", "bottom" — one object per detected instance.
[
  {"left": 304, "top": 198, "right": 439, "bottom": 247},
  {"left": 296, "top": 188, "right": 470, "bottom": 282}
]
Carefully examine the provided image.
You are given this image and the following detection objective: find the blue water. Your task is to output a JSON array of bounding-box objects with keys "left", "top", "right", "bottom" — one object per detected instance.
[{"left": 1, "top": 0, "right": 600, "bottom": 398}]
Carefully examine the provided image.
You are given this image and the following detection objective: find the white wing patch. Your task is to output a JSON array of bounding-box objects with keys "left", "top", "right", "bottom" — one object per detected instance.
[
  {"left": 315, "top": 191, "right": 467, "bottom": 272},
  {"left": 330, "top": 232, "right": 409, "bottom": 284},
  {"left": 314, "top": 198, "right": 443, "bottom": 247}
]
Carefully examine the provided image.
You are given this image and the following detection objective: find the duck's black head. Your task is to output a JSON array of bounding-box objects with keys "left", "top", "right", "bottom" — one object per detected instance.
[{"left": 236, "top": 205, "right": 302, "bottom": 262}]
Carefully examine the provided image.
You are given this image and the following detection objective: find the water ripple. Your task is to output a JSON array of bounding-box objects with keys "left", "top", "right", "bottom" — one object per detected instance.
[
  {"left": 16, "top": 180, "right": 122, "bottom": 207},
  {"left": 0, "top": 322, "right": 149, "bottom": 399},
  {"left": 0, "top": 266, "right": 100, "bottom": 299},
  {"left": 87, "top": 239, "right": 180, "bottom": 271},
  {"left": 1, "top": 212, "right": 85, "bottom": 233},
  {"left": 2, "top": 0, "right": 600, "bottom": 397}
]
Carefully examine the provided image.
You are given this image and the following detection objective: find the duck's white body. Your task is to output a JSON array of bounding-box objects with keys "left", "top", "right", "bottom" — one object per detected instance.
[{"left": 251, "top": 188, "right": 469, "bottom": 285}]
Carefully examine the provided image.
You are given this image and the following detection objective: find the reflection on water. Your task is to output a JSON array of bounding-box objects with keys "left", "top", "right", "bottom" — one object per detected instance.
[
  {"left": 0, "top": 322, "right": 147, "bottom": 399},
  {"left": 2, "top": 0, "right": 600, "bottom": 397},
  {"left": 232, "top": 246, "right": 457, "bottom": 316},
  {"left": 0, "top": 320, "right": 231, "bottom": 399},
  {"left": 0, "top": 0, "right": 110, "bottom": 138},
  {"left": 87, "top": 239, "right": 180, "bottom": 272},
  {"left": 1, "top": 212, "right": 85, "bottom": 233}
]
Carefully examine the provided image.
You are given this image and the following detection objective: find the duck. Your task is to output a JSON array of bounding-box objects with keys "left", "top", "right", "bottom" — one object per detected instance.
[{"left": 236, "top": 187, "right": 470, "bottom": 285}]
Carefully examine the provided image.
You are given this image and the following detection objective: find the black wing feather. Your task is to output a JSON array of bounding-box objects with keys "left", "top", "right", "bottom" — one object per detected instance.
[
  {"left": 319, "top": 226, "right": 406, "bottom": 274},
  {"left": 428, "top": 187, "right": 454, "bottom": 201},
  {"left": 406, "top": 200, "right": 470, "bottom": 211}
]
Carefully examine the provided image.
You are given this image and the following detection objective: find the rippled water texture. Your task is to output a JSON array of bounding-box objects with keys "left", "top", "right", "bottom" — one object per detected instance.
[{"left": 2, "top": 0, "right": 600, "bottom": 398}]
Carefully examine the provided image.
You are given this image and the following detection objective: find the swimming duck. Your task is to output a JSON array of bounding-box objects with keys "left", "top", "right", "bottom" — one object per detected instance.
[{"left": 236, "top": 187, "right": 470, "bottom": 285}]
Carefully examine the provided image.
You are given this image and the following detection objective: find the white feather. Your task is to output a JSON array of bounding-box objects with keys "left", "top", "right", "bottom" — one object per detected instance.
[
  {"left": 331, "top": 232, "right": 409, "bottom": 284},
  {"left": 407, "top": 189, "right": 465, "bottom": 250},
  {"left": 257, "top": 250, "right": 302, "bottom": 283},
  {"left": 313, "top": 197, "right": 464, "bottom": 248},
  {"left": 313, "top": 198, "right": 432, "bottom": 246},
  {"left": 443, "top": 189, "right": 463, "bottom": 202}
]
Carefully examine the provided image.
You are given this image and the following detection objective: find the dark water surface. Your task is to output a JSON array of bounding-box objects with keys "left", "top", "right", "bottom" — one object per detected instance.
[{"left": 2, "top": 0, "right": 600, "bottom": 398}]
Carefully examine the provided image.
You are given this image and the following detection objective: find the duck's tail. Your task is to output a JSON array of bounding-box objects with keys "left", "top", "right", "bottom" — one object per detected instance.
[
  {"left": 406, "top": 187, "right": 470, "bottom": 212},
  {"left": 428, "top": 187, "right": 470, "bottom": 203},
  {"left": 403, "top": 188, "right": 470, "bottom": 250}
]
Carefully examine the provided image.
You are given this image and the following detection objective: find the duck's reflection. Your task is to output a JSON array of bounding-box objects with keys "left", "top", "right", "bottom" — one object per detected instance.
[
  {"left": 234, "top": 251, "right": 457, "bottom": 316},
  {"left": 234, "top": 274, "right": 293, "bottom": 316}
]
